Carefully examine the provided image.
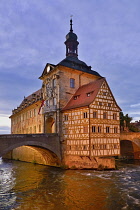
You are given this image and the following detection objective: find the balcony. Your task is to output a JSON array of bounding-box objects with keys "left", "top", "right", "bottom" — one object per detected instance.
[{"left": 43, "top": 105, "right": 57, "bottom": 113}]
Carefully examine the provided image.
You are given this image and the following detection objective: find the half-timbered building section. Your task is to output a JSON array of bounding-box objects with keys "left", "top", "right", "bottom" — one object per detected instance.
[
  {"left": 62, "top": 78, "right": 121, "bottom": 158},
  {"left": 10, "top": 89, "right": 44, "bottom": 134}
]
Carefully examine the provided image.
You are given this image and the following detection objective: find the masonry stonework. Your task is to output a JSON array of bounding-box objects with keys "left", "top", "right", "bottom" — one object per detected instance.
[{"left": 9, "top": 19, "right": 121, "bottom": 169}]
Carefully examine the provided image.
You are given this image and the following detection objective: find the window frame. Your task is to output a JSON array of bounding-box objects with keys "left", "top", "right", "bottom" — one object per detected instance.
[{"left": 70, "top": 78, "right": 75, "bottom": 88}]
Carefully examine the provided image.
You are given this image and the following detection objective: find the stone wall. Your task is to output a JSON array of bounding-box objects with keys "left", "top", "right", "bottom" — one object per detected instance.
[{"left": 63, "top": 155, "right": 115, "bottom": 169}]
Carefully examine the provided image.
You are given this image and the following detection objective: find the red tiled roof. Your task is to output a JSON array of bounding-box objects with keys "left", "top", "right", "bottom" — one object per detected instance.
[{"left": 62, "top": 78, "right": 105, "bottom": 111}]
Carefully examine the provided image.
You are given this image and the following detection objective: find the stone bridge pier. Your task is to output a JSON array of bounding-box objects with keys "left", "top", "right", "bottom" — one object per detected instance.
[
  {"left": 0, "top": 134, "right": 61, "bottom": 166},
  {"left": 120, "top": 132, "right": 140, "bottom": 159}
]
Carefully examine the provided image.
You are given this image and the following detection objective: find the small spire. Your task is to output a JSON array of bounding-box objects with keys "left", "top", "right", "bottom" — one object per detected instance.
[{"left": 70, "top": 15, "right": 73, "bottom": 32}]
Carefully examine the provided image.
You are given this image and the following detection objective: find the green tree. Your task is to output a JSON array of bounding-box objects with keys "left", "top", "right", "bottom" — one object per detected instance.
[{"left": 120, "top": 112, "right": 139, "bottom": 132}]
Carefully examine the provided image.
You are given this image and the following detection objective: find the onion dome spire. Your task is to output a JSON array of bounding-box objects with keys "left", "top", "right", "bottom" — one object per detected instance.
[{"left": 64, "top": 18, "right": 79, "bottom": 58}]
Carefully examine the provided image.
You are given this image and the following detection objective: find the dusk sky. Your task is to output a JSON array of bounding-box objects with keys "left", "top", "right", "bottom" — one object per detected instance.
[{"left": 0, "top": 0, "right": 140, "bottom": 134}]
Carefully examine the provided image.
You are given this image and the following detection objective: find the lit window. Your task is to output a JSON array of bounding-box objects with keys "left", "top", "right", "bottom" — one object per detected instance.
[
  {"left": 106, "top": 126, "right": 110, "bottom": 133},
  {"left": 70, "top": 78, "right": 75, "bottom": 88},
  {"left": 83, "top": 112, "right": 88, "bottom": 118},
  {"left": 93, "top": 111, "right": 97, "bottom": 118}
]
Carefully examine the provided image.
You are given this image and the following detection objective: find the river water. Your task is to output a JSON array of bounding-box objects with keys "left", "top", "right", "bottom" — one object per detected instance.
[{"left": 0, "top": 158, "right": 140, "bottom": 210}]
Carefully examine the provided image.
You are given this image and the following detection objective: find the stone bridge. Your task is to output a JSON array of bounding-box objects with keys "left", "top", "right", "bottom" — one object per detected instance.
[
  {"left": 0, "top": 133, "right": 61, "bottom": 161},
  {"left": 120, "top": 132, "right": 140, "bottom": 159}
]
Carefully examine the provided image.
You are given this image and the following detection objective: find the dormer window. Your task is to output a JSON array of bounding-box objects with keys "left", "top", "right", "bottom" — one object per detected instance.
[
  {"left": 87, "top": 91, "right": 94, "bottom": 97},
  {"left": 74, "top": 95, "right": 80, "bottom": 100}
]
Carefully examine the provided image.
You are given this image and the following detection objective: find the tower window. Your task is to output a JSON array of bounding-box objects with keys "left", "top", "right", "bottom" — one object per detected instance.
[{"left": 70, "top": 78, "right": 75, "bottom": 88}]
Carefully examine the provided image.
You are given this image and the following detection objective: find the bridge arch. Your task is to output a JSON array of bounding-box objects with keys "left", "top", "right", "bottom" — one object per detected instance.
[
  {"left": 120, "top": 139, "right": 140, "bottom": 159},
  {"left": 0, "top": 134, "right": 61, "bottom": 166},
  {"left": 2, "top": 140, "right": 60, "bottom": 159}
]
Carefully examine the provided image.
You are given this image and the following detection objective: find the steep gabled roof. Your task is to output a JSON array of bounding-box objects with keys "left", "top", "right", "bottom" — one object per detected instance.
[
  {"left": 62, "top": 78, "right": 105, "bottom": 111},
  {"left": 62, "top": 78, "right": 121, "bottom": 111}
]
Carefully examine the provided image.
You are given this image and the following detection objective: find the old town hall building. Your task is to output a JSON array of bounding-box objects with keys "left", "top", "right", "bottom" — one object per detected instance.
[{"left": 10, "top": 20, "right": 121, "bottom": 169}]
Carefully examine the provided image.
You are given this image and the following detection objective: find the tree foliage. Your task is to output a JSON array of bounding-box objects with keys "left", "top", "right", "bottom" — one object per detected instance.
[{"left": 120, "top": 112, "right": 139, "bottom": 132}]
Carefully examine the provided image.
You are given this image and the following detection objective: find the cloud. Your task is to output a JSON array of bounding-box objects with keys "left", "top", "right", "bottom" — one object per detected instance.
[
  {"left": 0, "top": 0, "right": 140, "bottom": 131},
  {"left": 130, "top": 103, "right": 140, "bottom": 108},
  {"left": 0, "top": 115, "right": 11, "bottom": 127},
  {"left": 0, "top": 126, "right": 10, "bottom": 134}
]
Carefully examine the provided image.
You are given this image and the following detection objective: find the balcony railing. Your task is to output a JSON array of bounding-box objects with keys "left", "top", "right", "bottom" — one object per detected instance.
[{"left": 43, "top": 105, "right": 57, "bottom": 113}]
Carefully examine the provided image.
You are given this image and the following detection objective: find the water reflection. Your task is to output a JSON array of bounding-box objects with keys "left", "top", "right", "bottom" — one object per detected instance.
[{"left": 0, "top": 159, "right": 140, "bottom": 210}]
